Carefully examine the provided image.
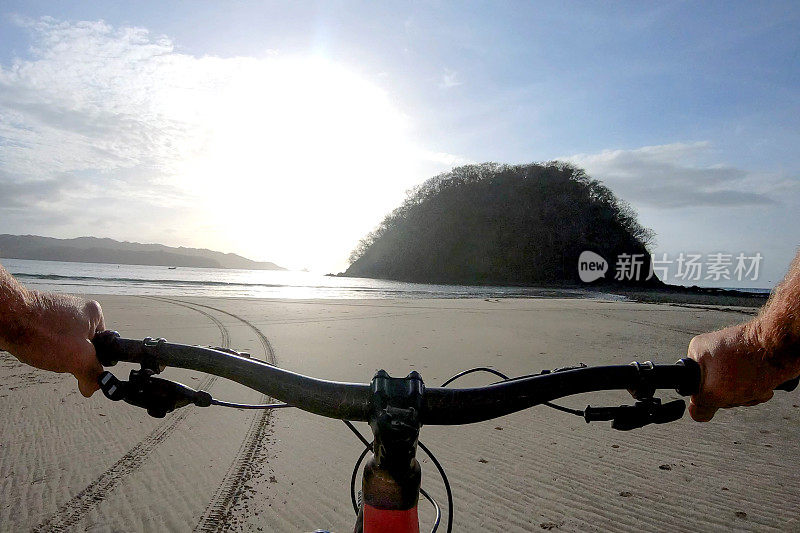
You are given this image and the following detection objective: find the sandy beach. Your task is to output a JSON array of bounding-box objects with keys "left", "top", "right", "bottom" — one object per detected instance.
[{"left": 1, "top": 295, "right": 798, "bottom": 532}]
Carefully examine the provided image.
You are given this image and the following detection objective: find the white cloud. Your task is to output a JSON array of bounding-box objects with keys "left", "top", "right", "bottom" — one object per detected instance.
[
  {"left": 0, "top": 17, "right": 466, "bottom": 270},
  {"left": 565, "top": 142, "right": 781, "bottom": 208},
  {"left": 439, "top": 68, "right": 461, "bottom": 89}
]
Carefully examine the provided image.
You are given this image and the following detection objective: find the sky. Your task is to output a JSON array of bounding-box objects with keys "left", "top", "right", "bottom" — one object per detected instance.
[{"left": 0, "top": 1, "right": 798, "bottom": 286}]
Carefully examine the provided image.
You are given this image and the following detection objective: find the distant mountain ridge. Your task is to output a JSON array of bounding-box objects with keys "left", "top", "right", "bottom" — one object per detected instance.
[{"left": 0, "top": 235, "right": 285, "bottom": 270}]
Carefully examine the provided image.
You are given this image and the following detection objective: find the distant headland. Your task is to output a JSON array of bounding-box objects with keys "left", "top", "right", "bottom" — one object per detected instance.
[
  {"left": 344, "top": 162, "right": 658, "bottom": 287},
  {"left": 0, "top": 234, "right": 285, "bottom": 270}
]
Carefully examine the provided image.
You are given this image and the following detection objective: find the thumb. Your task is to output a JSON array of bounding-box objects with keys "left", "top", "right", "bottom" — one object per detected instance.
[
  {"left": 75, "top": 341, "right": 103, "bottom": 398},
  {"left": 77, "top": 372, "right": 101, "bottom": 398},
  {"left": 688, "top": 398, "right": 717, "bottom": 422}
]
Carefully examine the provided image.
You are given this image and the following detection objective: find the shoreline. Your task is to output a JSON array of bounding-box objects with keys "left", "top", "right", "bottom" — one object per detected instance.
[
  {"left": 608, "top": 285, "right": 769, "bottom": 308},
  {"left": 6, "top": 258, "right": 771, "bottom": 306}
]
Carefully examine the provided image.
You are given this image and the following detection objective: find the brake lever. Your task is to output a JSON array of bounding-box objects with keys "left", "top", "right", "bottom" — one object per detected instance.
[
  {"left": 584, "top": 398, "right": 686, "bottom": 431},
  {"left": 98, "top": 369, "right": 211, "bottom": 418}
]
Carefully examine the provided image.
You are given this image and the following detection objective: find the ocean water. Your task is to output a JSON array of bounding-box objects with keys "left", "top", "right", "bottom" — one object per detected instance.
[{"left": 3, "top": 258, "right": 625, "bottom": 300}]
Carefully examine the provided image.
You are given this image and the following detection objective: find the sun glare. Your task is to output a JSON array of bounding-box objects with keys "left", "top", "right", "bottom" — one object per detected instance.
[{"left": 168, "top": 56, "right": 424, "bottom": 271}]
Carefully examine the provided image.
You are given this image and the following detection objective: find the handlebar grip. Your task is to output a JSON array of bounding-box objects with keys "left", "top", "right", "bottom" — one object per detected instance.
[
  {"left": 675, "top": 358, "right": 701, "bottom": 396},
  {"left": 92, "top": 330, "right": 121, "bottom": 366},
  {"left": 677, "top": 357, "right": 799, "bottom": 394}
]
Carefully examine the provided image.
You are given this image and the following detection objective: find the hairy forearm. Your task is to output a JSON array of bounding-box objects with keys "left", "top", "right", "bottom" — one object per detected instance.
[
  {"left": 0, "top": 262, "right": 106, "bottom": 396},
  {"left": 751, "top": 250, "right": 800, "bottom": 366},
  {"left": 0, "top": 263, "right": 36, "bottom": 352}
]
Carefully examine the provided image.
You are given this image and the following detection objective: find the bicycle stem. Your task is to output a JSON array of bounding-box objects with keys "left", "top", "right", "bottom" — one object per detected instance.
[{"left": 357, "top": 370, "right": 426, "bottom": 533}]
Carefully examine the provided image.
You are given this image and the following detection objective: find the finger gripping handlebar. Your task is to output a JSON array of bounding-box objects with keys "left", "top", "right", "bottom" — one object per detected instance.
[{"left": 676, "top": 357, "right": 799, "bottom": 394}]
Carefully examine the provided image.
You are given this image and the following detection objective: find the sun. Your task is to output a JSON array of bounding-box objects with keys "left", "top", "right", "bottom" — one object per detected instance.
[{"left": 170, "top": 55, "right": 425, "bottom": 271}]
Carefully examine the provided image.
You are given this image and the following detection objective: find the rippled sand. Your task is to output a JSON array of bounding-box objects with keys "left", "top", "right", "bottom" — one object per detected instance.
[{"left": 2, "top": 296, "right": 796, "bottom": 532}]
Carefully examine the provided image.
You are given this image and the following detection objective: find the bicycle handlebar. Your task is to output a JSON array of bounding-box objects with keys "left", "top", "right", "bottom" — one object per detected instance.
[
  {"left": 92, "top": 331, "right": 799, "bottom": 425},
  {"left": 93, "top": 333, "right": 374, "bottom": 421},
  {"left": 422, "top": 362, "right": 696, "bottom": 425}
]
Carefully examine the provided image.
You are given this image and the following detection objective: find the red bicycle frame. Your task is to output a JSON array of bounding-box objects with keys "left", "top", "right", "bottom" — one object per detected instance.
[{"left": 363, "top": 506, "right": 419, "bottom": 533}]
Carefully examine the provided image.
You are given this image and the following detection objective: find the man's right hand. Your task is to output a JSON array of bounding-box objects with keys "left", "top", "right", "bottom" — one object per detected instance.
[{"left": 687, "top": 321, "right": 798, "bottom": 422}]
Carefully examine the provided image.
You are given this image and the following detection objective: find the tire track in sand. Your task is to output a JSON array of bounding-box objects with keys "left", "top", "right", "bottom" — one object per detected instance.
[
  {"left": 161, "top": 297, "right": 275, "bottom": 363},
  {"left": 34, "top": 298, "right": 230, "bottom": 532},
  {"left": 148, "top": 298, "right": 280, "bottom": 533}
]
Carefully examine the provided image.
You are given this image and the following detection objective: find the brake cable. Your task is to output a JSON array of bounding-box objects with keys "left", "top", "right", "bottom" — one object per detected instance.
[
  {"left": 209, "top": 399, "right": 294, "bottom": 409},
  {"left": 439, "top": 365, "right": 689, "bottom": 429},
  {"left": 419, "top": 488, "right": 442, "bottom": 531},
  {"left": 418, "top": 441, "right": 452, "bottom": 533},
  {"left": 440, "top": 366, "right": 585, "bottom": 417}
]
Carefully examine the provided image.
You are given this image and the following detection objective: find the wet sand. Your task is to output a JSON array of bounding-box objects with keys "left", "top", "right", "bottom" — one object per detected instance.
[{"left": 1, "top": 295, "right": 798, "bottom": 532}]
